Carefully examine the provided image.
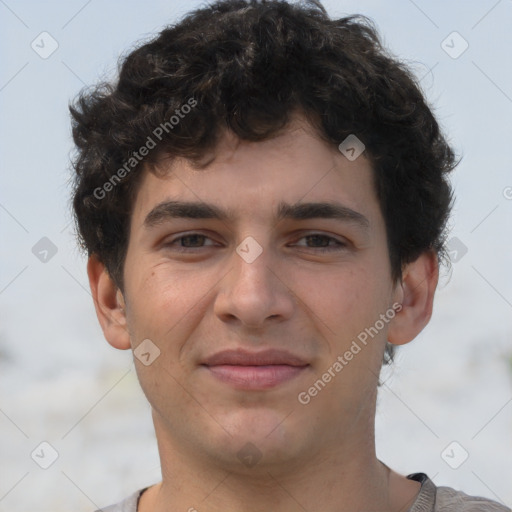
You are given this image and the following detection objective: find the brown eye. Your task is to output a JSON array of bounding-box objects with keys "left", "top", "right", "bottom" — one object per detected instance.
[
  {"left": 292, "top": 234, "right": 347, "bottom": 252},
  {"left": 176, "top": 234, "right": 207, "bottom": 247},
  {"left": 164, "top": 233, "right": 217, "bottom": 252}
]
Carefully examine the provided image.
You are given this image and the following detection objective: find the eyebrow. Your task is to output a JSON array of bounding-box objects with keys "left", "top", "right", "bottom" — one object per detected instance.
[{"left": 143, "top": 200, "right": 370, "bottom": 230}]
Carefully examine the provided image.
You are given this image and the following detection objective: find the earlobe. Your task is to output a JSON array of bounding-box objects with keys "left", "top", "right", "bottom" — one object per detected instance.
[
  {"left": 387, "top": 250, "right": 439, "bottom": 346},
  {"left": 87, "top": 254, "right": 131, "bottom": 350}
]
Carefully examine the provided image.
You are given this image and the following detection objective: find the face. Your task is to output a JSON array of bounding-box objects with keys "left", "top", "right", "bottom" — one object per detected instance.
[{"left": 113, "top": 116, "right": 406, "bottom": 471}]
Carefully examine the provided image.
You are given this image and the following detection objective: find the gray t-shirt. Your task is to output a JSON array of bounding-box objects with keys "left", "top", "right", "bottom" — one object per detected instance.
[{"left": 95, "top": 473, "right": 511, "bottom": 512}]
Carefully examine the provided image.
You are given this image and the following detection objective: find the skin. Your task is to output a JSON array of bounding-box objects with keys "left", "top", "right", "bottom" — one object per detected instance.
[{"left": 88, "top": 113, "right": 438, "bottom": 512}]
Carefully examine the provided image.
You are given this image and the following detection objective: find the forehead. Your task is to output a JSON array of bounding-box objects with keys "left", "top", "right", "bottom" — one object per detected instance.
[{"left": 130, "top": 120, "right": 380, "bottom": 230}]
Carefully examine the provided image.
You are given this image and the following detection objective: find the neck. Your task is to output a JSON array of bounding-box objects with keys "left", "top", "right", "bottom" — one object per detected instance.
[{"left": 138, "top": 402, "right": 419, "bottom": 512}]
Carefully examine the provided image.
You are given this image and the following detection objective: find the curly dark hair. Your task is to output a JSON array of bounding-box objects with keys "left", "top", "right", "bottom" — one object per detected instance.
[{"left": 69, "top": 0, "right": 457, "bottom": 365}]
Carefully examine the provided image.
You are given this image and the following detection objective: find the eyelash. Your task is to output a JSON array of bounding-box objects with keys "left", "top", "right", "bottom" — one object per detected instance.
[{"left": 164, "top": 232, "right": 347, "bottom": 253}]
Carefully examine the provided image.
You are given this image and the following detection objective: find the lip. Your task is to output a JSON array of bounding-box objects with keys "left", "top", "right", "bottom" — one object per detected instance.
[
  {"left": 201, "top": 349, "right": 310, "bottom": 390},
  {"left": 202, "top": 348, "right": 308, "bottom": 367}
]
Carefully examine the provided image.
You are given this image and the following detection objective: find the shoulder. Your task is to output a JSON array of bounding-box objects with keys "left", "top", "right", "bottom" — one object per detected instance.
[
  {"left": 406, "top": 473, "right": 510, "bottom": 512},
  {"left": 435, "top": 485, "right": 511, "bottom": 512},
  {"left": 94, "top": 488, "right": 146, "bottom": 512}
]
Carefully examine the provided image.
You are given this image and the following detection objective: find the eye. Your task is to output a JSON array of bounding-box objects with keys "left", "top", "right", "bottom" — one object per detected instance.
[
  {"left": 162, "top": 232, "right": 347, "bottom": 254},
  {"left": 164, "top": 233, "right": 218, "bottom": 252},
  {"left": 291, "top": 233, "right": 347, "bottom": 252}
]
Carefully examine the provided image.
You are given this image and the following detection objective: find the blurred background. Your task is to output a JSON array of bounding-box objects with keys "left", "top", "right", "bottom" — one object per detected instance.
[{"left": 1, "top": 0, "right": 511, "bottom": 510}]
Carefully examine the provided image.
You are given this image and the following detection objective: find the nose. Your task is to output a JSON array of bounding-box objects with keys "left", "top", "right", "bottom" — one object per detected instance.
[{"left": 213, "top": 241, "right": 296, "bottom": 330}]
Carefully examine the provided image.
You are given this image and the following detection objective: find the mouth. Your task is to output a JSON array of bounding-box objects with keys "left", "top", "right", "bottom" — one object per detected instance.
[{"left": 201, "top": 349, "right": 310, "bottom": 390}]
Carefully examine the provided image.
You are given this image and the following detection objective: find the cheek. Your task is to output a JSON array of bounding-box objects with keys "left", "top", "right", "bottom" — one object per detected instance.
[
  {"left": 126, "top": 267, "right": 209, "bottom": 398},
  {"left": 300, "top": 265, "right": 369, "bottom": 318},
  {"left": 125, "top": 263, "right": 210, "bottom": 345},
  {"left": 298, "top": 264, "right": 390, "bottom": 349}
]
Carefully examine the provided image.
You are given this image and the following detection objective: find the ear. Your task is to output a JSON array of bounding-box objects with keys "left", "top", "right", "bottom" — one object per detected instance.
[
  {"left": 87, "top": 254, "right": 131, "bottom": 350},
  {"left": 387, "top": 250, "right": 439, "bottom": 346}
]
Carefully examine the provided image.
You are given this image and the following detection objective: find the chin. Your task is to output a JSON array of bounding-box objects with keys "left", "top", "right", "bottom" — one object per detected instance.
[{"left": 206, "top": 407, "right": 308, "bottom": 466}]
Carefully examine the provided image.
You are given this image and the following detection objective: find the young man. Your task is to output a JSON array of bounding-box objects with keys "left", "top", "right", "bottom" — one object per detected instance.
[{"left": 69, "top": 1, "right": 510, "bottom": 511}]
